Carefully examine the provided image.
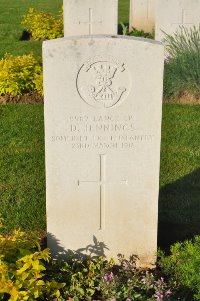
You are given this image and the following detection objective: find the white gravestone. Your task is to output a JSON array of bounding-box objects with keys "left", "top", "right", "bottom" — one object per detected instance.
[
  {"left": 129, "top": 0, "right": 155, "bottom": 33},
  {"left": 43, "top": 35, "right": 164, "bottom": 267},
  {"left": 63, "top": 0, "right": 118, "bottom": 36},
  {"left": 155, "top": 0, "right": 200, "bottom": 41}
]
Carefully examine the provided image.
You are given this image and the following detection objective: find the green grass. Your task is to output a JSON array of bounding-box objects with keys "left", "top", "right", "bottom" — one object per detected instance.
[
  {"left": 159, "top": 104, "right": 200, "bottom": 249},
  {"left": 1, "top": 104, "right": 200, "bottom": 249},
  {"left": 0, "top": 0, "right": 62, "bottom": 58},
  {"left": 163, "top": 26, "right": 200, "bottom": 99},
  {"left": 0, "top": 105, "right": 45, "bottom": 233},
  {"left": 118, "top": 0, "right": 129, "bottom": 24},
  {"left": 160, "top": 104, "right": 200, "bottom": 225},
  {"left": 0, "top": 0, "right": 129, "bottom": 59}
]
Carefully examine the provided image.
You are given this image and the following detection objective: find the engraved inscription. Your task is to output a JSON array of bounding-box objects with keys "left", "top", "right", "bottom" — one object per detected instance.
[
  {"left": 50, "top": 114, "right": 155, "bottom": 150},
  {"left": 77, "top": 56, "right": 131, "bottom": 109},
  {"left": 78, "top": 154, "right": 128, "bottom": 230},
  {"left": 51, "top": 134, "right": 154, "bottom": 149}
]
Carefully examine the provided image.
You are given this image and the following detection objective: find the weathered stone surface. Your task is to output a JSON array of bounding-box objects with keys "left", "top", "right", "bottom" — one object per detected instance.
[
  {"left": 129, "top": 0, "right": 155, "bottom": 33},
  {"left": 43, "top": 35, "right": 164, "bottom": 266},
  {"left": 63, "top": 0, "right": 118, "bottom": 36},
  {"left": 155, "top": 0, "right": 200, "bottom": 41}
]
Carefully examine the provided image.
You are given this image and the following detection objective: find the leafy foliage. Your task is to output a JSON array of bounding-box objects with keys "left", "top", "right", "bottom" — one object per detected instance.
[
  {"left": 48, "top": 253, "right": 173, "bottom": 301},
  {"left": 120, "top": 23, "right": 154, "bottom": 39},
  {"left": 0, "top": 220, "right": 64, "bottom": 301},
  {"left": 48, "top": 256, "right": 114, "bottom": 301},
  {"left": 158, "top": 236, "right": 200, "bottom": 301},
  {"left": 2, "top": 217, "right": 200, "bottom": 301},
  {"left": 0, "top": 53, "right": 43, "bottom": 96},
  {"left": 22, "top": 7, "right": 63, "bottom": 41},
  {"left": 163, "top": 26, "right": 200, "bottom": 99},
  {"left": 128, "top": 27, "right": 154, "bottom": 39},
  {"left": 98, "top": 254, "right": 172, "bottom": 301}
]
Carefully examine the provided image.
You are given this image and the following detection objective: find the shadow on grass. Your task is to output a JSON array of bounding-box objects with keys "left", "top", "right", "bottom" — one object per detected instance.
[
  {"left": 19, "top": 30, "right": 31, "bottom": 41},
  {"left": 47, "top": 233, "right": 109, "bottom": 260},
  {"left": 158, "top": 167, "right": 200, "bottom": 252}
]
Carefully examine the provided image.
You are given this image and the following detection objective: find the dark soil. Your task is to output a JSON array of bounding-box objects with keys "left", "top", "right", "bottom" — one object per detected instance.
[
  {"left": 163, "top": 91, "right": 200, "bottom": 104},
  {"left": 0, "top": 92, "right": 43, "bottom": 104},
  {"left": 1, "top": 91, "right": 199, "bottom": 105}
]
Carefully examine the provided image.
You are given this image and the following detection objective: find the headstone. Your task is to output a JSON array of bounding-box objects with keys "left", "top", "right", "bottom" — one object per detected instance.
[
  {"left": 63, "top": 0, "right": 118, "bottom": 36},
  {"left": 129, "top": 0, "right": 155, "bottom": 33},
  {"left": 155, "top": 0, "right": 200, "bottom": 41},
  {"left": 43, "top": 35, "right": 164, "bottom": 267}
]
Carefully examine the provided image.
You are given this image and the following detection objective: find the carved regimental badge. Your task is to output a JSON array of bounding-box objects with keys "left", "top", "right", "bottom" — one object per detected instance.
[{"left": 77, "top": 56, "right": 131, "bottom": 108}]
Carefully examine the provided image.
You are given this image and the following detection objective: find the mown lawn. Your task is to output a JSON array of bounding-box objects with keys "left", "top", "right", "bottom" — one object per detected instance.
[
  {"left": 0, "top": 0, "right": 129, "bottom": 59},
  {"left": 159, "top": 104, "right": 200, "bottom": 248},
  {"left": 1, "top": 104, "right": 200, "bottom": 250},
  {"left": 0, "top": 105, "right": 45, "bottom": 233},
  {"left": 0, "top": 0, "right": 62, "bottom": 58},
  {"left": 118, "top": 0, "right": 130, "bottom": 24}
]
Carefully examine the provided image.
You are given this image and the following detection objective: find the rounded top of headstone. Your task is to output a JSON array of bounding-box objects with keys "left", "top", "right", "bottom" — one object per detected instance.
[{"left": 43, "top": 35, "right": 163, "bottom": 48}]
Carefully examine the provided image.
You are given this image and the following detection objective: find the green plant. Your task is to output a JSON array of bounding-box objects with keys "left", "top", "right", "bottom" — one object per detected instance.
[
  {"left": 158, "top": 236, "right": 200, "bottom": 300},
  {"left": 128, "top": 27, "right": 154, "bottom": 39},
  {"left": 33, "top": 72, "right": 43, "bottom": 95},
  {"left": 0, "top": 219, "right": 64, "bottom": 301},
  {"left": 120, "top": 23, "right": 154, "bottom": 38},
  {"left": 120, "top": 22, "right": 129, "bottom": 35},
  {"left": 48, "top": 255, "right": 115, "bottom": 301},
  {"left": 48, "top": 253, "right": 173, "bottom": 301},
  {"left": 163, "top": 26, "right": 200, "bottom": 99},
  {"left": 99, "top": 254, "right": 172, "bottom": 301},
  {"left": 22, "top": 7, "right": 63, "bottom": 41},
  {"left": 0, "top": 53, "right": 43, "bottom": 96}
]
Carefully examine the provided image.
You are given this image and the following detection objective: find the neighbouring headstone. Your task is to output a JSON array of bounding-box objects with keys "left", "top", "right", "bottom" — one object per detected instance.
[
  {"left": 155, "top": 0, "right": 200, "bottom": 41},
  {"left": 129, "top": 0, "right": 155, "bottom": 33},
  {"left": 43, "top": 35, "right": 164, "bottom": 267},
  {"left": 63, "top": 0, "right": 118, "bottom": 36}
]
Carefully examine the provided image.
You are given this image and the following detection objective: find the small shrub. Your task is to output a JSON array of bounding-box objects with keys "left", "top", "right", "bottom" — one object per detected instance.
[
  {"left": 50, "top": 253, "right": 173, "bottom": 301},
  {"left": 0, "top": 53, "right": 43, "bottom": 96},
  {"left": 47, "top": 255, "right": 114, "bottom": 301},
  {"left": 163, "top": 26, "right": 200, "bottom": 99},
  {"left": 158, "top": 236, "right": 200, "bottom": 300},
  {"left": 120, "top": 23, "right": 154, "bottom": 39},
  {"left": 22, "top": 7, "right": 63, "bottom": 41},
  {"left": 120, "top": 23, "right": 129, "bottom": 35},
  {"left": 128, "top": 27, "right": 154, "bottom": 39},
  {"left": 33, "top": 72, "right": 43, "bottom": 95},
  {"left": 0, "top": 219, "right": 64, "bottom": 301},
  {"left": 3, "top": 219, "right": 195, "bottom": 300},
  {"left": 98, "top": 254, "right": 172, "bottom": 301}
]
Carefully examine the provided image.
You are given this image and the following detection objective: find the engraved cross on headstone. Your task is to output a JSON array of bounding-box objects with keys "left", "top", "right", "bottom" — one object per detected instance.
[
  {"left": 171, "top": 9, "right": 193, "bottom": 27},
  {"left": 78, "top": 154, "right": 128, "bottom": 230},
  {"left": 79, "top": 8, "right": 102, "bottom": 34}
]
